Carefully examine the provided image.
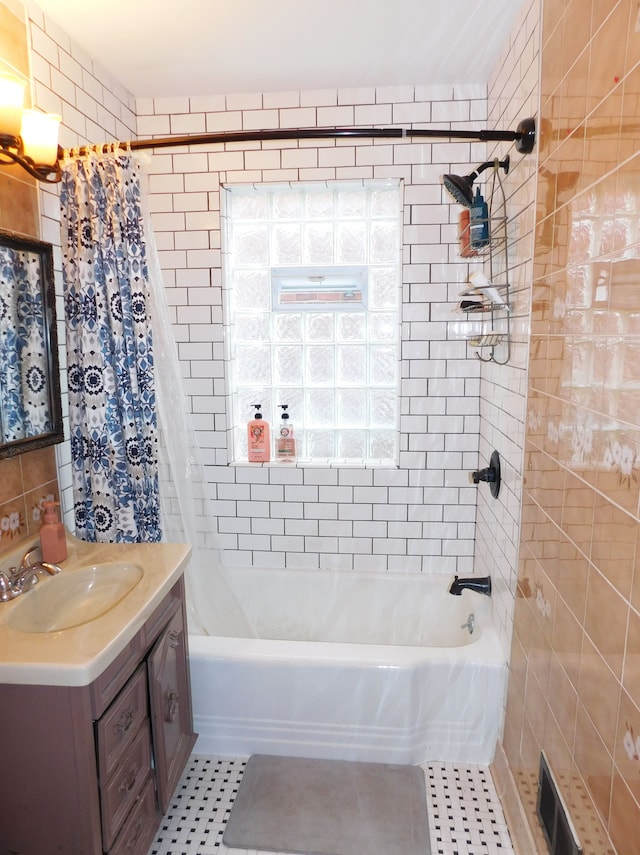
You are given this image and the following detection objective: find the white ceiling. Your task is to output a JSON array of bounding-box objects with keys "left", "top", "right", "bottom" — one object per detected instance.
[{"left": 33, "top": 0, "right": 526, "bottom": 99}]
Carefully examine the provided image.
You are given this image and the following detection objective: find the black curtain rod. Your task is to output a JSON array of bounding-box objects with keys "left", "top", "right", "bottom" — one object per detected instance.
[{"left": 76, "top": 117, "right": 536, "bottom": 156}]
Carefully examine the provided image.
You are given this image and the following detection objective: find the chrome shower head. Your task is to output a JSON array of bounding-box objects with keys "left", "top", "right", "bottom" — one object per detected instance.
[{"left": 442, "top": 156, "right": 510, "bottom": 207}]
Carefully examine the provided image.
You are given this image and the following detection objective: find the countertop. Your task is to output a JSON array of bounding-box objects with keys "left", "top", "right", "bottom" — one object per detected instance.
[{"left": 0, "top": 533, "right": 191, "bottom": 687}]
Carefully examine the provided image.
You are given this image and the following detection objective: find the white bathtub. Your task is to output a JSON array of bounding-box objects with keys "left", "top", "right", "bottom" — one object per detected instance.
[{"left": 188, "top": 567, "right": 506, "bottom": 764}]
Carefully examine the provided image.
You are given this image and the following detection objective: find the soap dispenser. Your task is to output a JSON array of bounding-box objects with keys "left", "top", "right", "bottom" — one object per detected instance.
[
  {"left": 247, "top": 403, "right": 271, "bottom": 462},
  {"left": 40, "top": 500, "right": 67, "bottom": 563},
  {"left": 275, "top": 404, "right": 296, "bottom": 462}
]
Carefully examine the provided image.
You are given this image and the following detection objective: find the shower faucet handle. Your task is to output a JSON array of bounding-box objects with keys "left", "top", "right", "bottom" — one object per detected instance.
[
  {"left": 468, "top": 450, "right": 501, "bottom": 499},
  {"left": 469, "top": 467, "right": 496, "bottom": 484}
]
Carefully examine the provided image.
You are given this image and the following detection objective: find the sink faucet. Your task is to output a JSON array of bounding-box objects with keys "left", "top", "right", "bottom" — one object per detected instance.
[
  {"left": 0, "top": 546, "right": 62, "bottom": 602},
  {"left": 449, "top": 575, "right": 492, "bottom": 597}
]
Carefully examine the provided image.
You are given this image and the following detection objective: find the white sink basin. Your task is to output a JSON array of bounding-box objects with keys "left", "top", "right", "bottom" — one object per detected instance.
[{"left": 8, "top": 563, "right": 143, "bottom": 633}]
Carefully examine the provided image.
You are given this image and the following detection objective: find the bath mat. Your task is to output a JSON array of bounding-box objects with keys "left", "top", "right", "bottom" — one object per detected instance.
[{"left": 223, "top": 754, "right": 431, "bottom": 855}]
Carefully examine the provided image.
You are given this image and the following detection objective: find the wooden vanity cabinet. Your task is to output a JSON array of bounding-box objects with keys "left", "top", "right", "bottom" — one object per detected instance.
[{"left": 0, "top": 576, "right": 197, "bottom": 855}]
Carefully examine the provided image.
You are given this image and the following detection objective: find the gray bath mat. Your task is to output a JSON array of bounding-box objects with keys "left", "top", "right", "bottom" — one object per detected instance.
[{"left": 223, "top": 754, "right": 431, "bottom": 855}]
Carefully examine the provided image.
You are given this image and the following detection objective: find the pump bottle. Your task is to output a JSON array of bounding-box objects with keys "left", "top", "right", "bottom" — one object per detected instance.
[
  {"left": 247, "top": 403, "right": 270, "bottom": 462},
  {"left": 275, "top": 404, "right": 296, "bottom": 462},
  {"left": 40, "top": 500, "right": 67, "bottom": 563}
]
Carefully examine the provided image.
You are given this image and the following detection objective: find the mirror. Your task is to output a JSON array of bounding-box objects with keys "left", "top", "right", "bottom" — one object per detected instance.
[{"left": 0, "top": 230, "right": 63, "bottom": 458}]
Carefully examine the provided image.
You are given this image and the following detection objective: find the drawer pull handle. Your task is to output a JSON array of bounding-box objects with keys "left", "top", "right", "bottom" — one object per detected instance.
[
  {"left": 115, "top": 707, "right": 134, "bottom": 735},
  {"left": 125, "top": 819, "right": 144, "bottom": 851},
  {"left": 119, "top": 764, "right": 139, "bottom": 795},
  {"left": 168, "top": 630, "right": 180, "bottom": 648},
  {"left": 166, "top": 689, "right": 179, "bottom": 723}
]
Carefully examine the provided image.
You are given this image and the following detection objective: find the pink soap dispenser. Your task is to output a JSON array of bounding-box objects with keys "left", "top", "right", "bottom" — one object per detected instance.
[
  {"left": 247, "top": 403, "right": 271, "bottom": 462},
  {"left": 40, "top": 500, "right": 67, "bottom": 563}
]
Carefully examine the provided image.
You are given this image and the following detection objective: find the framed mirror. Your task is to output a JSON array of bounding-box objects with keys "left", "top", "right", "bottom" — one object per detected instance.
[{"left": 0, "top": 230, "right": 63, "bottom": 459}]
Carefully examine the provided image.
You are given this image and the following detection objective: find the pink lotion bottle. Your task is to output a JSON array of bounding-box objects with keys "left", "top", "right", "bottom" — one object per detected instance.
[
  {"left": 247, "top": 403, "right": 270, "bottom": 462},
  {"left": 40, "top": 500, "right": 67, "bottom": 563}
]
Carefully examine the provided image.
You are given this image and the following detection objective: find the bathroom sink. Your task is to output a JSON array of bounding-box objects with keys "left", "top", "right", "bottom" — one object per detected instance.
[{"left": 7, "top": 563, "right": 144, "bottom": 633}]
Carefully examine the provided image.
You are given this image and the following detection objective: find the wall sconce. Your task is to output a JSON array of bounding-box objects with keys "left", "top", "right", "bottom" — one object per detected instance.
[{"left": 0, "top": 74, "right": 61, "bottom": 183}]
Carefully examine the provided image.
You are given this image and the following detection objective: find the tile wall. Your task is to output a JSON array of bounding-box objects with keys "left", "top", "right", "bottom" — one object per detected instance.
[
  {"left": 21, "top": 2, "right": 523, "bottom": 582},
  {"left": 502, "top": 0, "right": 640, "bottom": 852},
  {"left": 476, "top": 0, "right": 541, "bottom": 659},
  {"left": 138, "top": 85, "right": 492, "bottom": 573}
]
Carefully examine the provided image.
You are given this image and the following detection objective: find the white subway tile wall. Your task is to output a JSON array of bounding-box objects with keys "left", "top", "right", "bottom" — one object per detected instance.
[
  {"left": 29, "top": 2, "right": 535, "bottom": 592},
  {"left": 139, "top": 85, "right": 488, "bottom": 572},
  {"left": 477, "top": 0, "right": 541, "bottom": 656}
]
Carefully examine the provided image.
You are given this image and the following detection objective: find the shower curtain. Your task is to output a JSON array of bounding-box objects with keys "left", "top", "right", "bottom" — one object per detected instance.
[
  {"left": 60, "top": 151, "right": 161, "bottom": 542},
  {"left": 60, "top": 148, "right": 249, "bottom": 633}
]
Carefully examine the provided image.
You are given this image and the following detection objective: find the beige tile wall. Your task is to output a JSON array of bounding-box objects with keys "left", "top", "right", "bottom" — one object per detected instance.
[
  {"left": 503, "top": 1, "right": 640, "bottom": 852},
  {"left": 0, "top": 1, "right": 60, "bottom": 557}
]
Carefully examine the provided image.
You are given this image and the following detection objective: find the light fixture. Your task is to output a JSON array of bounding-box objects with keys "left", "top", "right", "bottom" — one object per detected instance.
[
  {"left": 442, "top": 156, "right": 511, "bottom": 208},
  {"left": 0, "top": 74, "right": 61, "bottom": 183}
]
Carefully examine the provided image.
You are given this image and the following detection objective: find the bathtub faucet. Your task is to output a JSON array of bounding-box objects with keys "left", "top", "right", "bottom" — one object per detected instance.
[{"left": 449, "top": 575, "right": 492, "bottom": 597}]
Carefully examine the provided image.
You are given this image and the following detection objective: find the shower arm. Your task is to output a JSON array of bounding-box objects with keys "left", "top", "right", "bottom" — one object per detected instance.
[
  {"left": 465, "top": 159, "right": 499, "bottom": 184},
  {"left": 66, "top": 117, "right": 536, "bottom": 162}
]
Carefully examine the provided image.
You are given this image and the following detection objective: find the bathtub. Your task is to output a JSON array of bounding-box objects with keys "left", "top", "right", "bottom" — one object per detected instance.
[{"left": 188, "top": 567, "right": 506, "bottom": 765}]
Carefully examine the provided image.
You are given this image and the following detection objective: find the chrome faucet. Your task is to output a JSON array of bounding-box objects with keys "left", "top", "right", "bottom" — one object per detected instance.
[
  {"left": 0, "top": 546, "right": 62, "bottom": 602},
  {"left": 461, "top": 612, "right": 476, "bottom": 634},
  {"left": 449, "top": 575, "right": 492, "bottom": 597}
]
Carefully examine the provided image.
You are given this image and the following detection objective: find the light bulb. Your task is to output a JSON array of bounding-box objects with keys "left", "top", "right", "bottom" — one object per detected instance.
[{"left": 20, "top": 109, "right": 61, "bottom": 166}]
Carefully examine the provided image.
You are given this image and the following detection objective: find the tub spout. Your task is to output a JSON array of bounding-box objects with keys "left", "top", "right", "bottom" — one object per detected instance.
[{"left": 449, "top": 575, "right": 492, "bottom": 597}]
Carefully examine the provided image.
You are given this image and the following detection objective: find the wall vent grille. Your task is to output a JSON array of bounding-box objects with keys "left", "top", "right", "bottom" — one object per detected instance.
[{"left": 536, "top": 752, "right": 582, "bottom": 855}]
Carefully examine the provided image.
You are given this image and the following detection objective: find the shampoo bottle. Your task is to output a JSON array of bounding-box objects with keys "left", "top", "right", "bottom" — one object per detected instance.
[
  {"left": 469, "top": 187, "right": 490, "bottom": 249},
  {"left": 247, "top": 403, "right": 270, "bottom": 462},
  {"left": 275, "top": 404, "right": 296, "bottom": 462},
  {"left": 458, "top": 209, "right": 477, "bottom": 258},
  {"left": 40, "top": 500, "right": 67, "bottom": 563}
]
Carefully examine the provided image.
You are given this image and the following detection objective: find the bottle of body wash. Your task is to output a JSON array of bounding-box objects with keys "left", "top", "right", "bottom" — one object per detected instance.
[
  {"left": 40, "top": 500, "right": 67, "bottom": 563},
  {"left": 247, "top": 403, "right": 270, "bottom": 462},
  {"left": 469, "top": 187, "right": 490, "bottom": 249},
  {"left": 275, "top": 404, "right": 296, "bottom": 462}
]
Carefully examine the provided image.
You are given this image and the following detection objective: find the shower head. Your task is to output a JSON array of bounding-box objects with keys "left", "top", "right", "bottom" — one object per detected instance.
[
  {"left": 442, "top": 173, "right": 476, "bottom": 207},
  {"left": 442, "top": 156, "right": 510, "bottom": 207}
]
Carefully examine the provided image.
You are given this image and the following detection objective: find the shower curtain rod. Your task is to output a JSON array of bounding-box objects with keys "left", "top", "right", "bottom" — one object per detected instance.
[{"left": 72, "top": 116, "right": 536, "bottom": 157}]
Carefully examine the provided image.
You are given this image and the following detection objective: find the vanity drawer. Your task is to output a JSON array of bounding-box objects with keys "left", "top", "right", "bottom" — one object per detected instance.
[
  {"left": 97, "top": 665, "right": 148, "bottom": 780},
  {"left": 100, "top": 723, "right": 152, "bottom": 850},
  {"left": 108, "top": 774, "right": 159, "bottom": 855}
]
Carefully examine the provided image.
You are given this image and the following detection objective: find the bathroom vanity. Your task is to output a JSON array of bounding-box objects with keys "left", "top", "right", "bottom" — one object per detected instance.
[{"left": 0, "top": 538, "right": 196, "bottom": 855}]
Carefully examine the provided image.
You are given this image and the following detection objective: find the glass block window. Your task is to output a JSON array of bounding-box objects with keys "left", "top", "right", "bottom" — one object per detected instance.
[{"left": 222, "top": 179, "right": 403, "bottom": 464}]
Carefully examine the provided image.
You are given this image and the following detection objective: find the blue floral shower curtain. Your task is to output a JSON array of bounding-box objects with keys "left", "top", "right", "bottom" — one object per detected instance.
[{"left": 60, "top": 151, "right": 161, "bottom": 543}]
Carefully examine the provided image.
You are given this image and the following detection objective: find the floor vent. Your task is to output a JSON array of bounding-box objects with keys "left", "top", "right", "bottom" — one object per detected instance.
[{"left": 536, "top": 752, "right": 582, "bottom": 855}]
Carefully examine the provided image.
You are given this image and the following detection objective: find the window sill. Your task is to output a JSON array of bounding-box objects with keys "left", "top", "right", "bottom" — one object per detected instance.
[{"left": 229, "top": 458, "right": 398, "bottom": 469}]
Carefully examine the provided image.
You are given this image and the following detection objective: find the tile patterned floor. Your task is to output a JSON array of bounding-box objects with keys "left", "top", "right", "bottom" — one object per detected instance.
[{"left": 148, "top": 755, "right": 515, "bottom": 855}]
